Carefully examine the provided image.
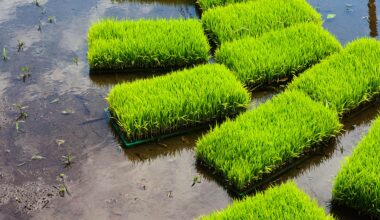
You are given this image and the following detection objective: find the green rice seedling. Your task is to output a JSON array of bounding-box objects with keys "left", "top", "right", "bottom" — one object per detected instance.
[
  {"left": 107, "top": 64, "right": 250, "bottom": 142},
  {"left": 333, "top": 116, "right": 380, "bottom": 217},
  {"left": 199, "top": 181, "right": 333, "bottom": 220},
  {"left": 288, "top": 38, "right": 380, "bottom": 115},
  {"left": 195, "top": 90, "right": 341, "bottom": 191},
  {"left": 88, "top": 19, "right": 210, "bottom": 70},
  {"left": 215, "top": 24, "right": 341, "bottom": 88},
  {"left": 201, "top": 0, "right": 321, "bottom": 45}
]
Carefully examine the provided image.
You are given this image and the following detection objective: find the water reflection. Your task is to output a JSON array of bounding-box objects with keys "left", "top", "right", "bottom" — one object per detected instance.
[
  {"left": 111, "top": 0, "right": 195, "bottom": 5},
  {"left": 369, "top": 0, "right": 378, "bottom": 37}
]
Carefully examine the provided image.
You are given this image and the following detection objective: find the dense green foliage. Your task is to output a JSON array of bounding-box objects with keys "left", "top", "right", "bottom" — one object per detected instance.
[
  {"left": 201, "top": 0, "right": 321, "bottom": 45},
  {"left": 199, "top": 181, "right": 333, "bottom": 220},
  {"left": 107, "top": 64, "right": 250, "bottom": 142},
  {"left": 195, "top": 91, "right": 341, "bottom": 190},
  {"left": 88, "top": 19, "right": 210, "bottom": 69},
  {"left": 289, "top": 38, "right": 380, "bottom": 115},
  {"left": 215, "top": 24, "right": 341, "bottom": 87},
  {"left": 333, "top": 116, "right": 380, "bottom": 217}
]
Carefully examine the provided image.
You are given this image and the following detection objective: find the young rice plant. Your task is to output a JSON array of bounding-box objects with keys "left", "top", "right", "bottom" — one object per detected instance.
[
  {"left": 288, "top": 38, "right": 380, "bottom": 115},
  {"left": 195, "top": 90, "right": 341, "bottom": 191},
  {"left": 107, "top": 64, "right": 251, "bottom": 142},
  {"left": 199, "top": 181, "right": 333, "bottom": 220},
  {"left": 201, "top": 0, "right": 321, "bottom": 45},
  {"left": 215, "top": 23, "right": 341, "bottom": 88},
  {"left": 333, "top": 116, "right": 380, "bottom": 218},
  {"left": 88, "top": 19, "right": 210, "bottom": 70}
]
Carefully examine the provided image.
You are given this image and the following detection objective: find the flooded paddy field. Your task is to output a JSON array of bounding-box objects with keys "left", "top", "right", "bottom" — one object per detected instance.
[{"left": 0, "top": 0, "right": 379, "bottom": 219}]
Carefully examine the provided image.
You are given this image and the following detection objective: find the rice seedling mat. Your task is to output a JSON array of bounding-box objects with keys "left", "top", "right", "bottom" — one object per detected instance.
[
  {"left": 201, "top": 0, "right": 321, "bottom": 45},
  {"left": 198, "top": 181, "right": 333, "bottom": 220},
  {"left": 88, "top": 19, "right": 210, "bottom": 70},
  {"left": 333, "top": 115, "right": 380, "bottom": 218},
  {"left": 215, "top": 23, "right": 341, "bottom": 89},
  {"left": 289, "top": 38, "right": 380, "bottom": 115},
  {"left": 195, "top": 90, "right": 341, "bottom": 192},
  {"left": 107, "top": 64, "right": 251, "bottom": 148}
]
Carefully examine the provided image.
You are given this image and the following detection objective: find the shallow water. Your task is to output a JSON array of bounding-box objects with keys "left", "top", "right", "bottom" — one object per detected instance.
[{"left": 0, "top": 0, "right": 379, "bottom": 219}]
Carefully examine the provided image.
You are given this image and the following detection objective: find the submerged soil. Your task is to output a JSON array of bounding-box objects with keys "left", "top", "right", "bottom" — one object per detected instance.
[{"left": 0, "top": 0, "right": 379, "bottom": 219}]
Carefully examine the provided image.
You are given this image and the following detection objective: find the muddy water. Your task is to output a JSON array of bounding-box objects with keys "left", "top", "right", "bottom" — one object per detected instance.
[{"left": 0, "top": 0, "right": 379, "bottom": 219}]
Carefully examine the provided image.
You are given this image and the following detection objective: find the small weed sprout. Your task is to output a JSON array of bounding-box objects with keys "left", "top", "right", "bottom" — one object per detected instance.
[
  {"left": 61, "top": 153, "right": 75, "bottom": 167},
  {"left": 33, "top": 0, "right": 41, "bottom": 7},
  {"left": 72, "top": 56, "right": 78, "bottom": 65},
  {"left": 191, "top": 175, "right": 201, "bottom": 187},
  {"left": 17, "top": 40, "right": 25, "bottom": 52},
  {"left": 47, "top": 16, "right": 55, "bottom": 23},
  {"left": 13, "top": 104, "right": 28, "bottom": 121},
  {"left": 2, "top": 48, "right": 7, "bottom": 61},
  {"left": 18, "top": 66, "right": 31, "bottom": 82}
]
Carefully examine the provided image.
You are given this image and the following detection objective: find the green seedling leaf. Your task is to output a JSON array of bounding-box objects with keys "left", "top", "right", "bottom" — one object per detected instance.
[
  {"left": 50, "top": 98, "right": 59, "bottom": 104},
  {"left": 56, "top": 139, "right": 65, "bottom": 146},
  {"left": 72, "top": 56, "right": 78, "bottom": 65},
  {"left": 47, "top": 16, "right": 55, "bottom": 23},
  {"left": 2, "top": 48, "right": 7, "bottom": 61},
  {"left": 17, "top": 40, "right": 25, "bottom": 52},
  {"left": 326, "top": 14, "right": 336, "bottom": 20},
  {"left": 191, "top": 175, "right": 201, "bottom": 187},
  {"left": 61, "top": 153, "right": 75, "bottom": 167},
  {"left": 32, "top": 154, "right": 46, "bottom": 160},
  {"left": 61, "top": 110, "right": 74, "bottom": 115}
]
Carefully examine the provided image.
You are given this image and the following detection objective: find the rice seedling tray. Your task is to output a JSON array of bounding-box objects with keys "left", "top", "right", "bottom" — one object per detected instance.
[
  {"left": 197, "top": 138, "right": 335, "bottom": 196},
  {"left": 201, "top": 0, "right": 321, "bottom": 45},
  {"left": 332, "top": 115, "right": 380, "bottom": 218},
  {"left": 288, "top": 38, "right": 380, "bottom": 115},
  {"left": 107, "top": 110, "right": 238, "bottom": 148},
  {"left": 215, "top": 23, "right": 341, "bottom": 89},
  {"left": 107, "top": 64, "right": 251, "bottom": 147},
  {"left": 198, "top": 181, "right": 333, "bottom": 219},
  {"left": 195, "top": 91, "right": 342, "bottom": 192},
  {"left": 88, "top": 18, "right": 210, "bottom": 70}
]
